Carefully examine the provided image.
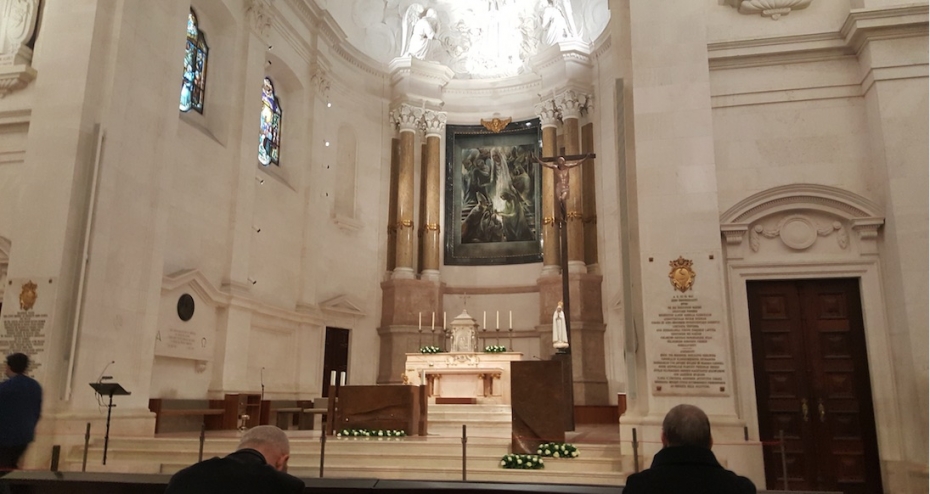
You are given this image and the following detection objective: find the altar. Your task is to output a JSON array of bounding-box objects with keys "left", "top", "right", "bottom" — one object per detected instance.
[
  {"left": 404, "top": 352, "right": 523, "bottom": 404},
  {"left": 404, "top": 310, "right": 522, "bottom": 404}
]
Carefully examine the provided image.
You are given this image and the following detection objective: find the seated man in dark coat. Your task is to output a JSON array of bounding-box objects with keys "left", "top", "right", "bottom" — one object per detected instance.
[
  {"left": 623, "top": 404, "right": 756, "bottom": 494},
  {"left": 165, "top": 425, "right": 304, "bottom": 494}
]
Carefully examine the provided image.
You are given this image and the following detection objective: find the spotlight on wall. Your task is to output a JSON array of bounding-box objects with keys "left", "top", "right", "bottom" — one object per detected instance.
[
  {"left": 326, "top": 102, "right": 332, "bottom": 108},
  {"left": 248, "top": 278, "right": 257, "bottom": 285},
  {"left": 324, "top": 140, "right": 330, "bottom": 147},
  {"left": 252, "top": 225, "right": 262, "bottom": 233},
  {"left": 255, "top": 176, "right": 265, "bottom": 184}
]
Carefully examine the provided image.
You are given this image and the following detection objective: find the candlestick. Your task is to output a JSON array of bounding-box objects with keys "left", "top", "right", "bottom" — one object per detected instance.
[
  {"left": 483, "top": 311, "right": 487, "bottom": 330},
  {"left": 496, "top": 311, "right": 499, "bottom": 330},
  {"left": 509, "top": 310, "right": 512, "bottom": 330},
  {"left": 339, "top": 371, "right": 346, "bottom": 387},
  {"left": 431, "top": 312, "right": 435, "bottom": 330},
  {"left": 418, "top": 312, "right": 422, "bottom": 331}
]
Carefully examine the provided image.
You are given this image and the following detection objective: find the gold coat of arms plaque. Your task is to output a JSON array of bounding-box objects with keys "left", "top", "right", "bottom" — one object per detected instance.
[{"left": 668, "top": 257, "right": 695, "bottom": 292}]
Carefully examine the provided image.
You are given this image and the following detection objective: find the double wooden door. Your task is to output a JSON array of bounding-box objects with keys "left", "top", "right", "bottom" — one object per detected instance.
[{"left": 747, "top": 279, "right": 881, "bottom": 494}]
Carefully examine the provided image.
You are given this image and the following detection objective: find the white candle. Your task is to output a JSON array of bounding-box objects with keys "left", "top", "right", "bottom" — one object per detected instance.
[
  {"left": 330, "top": 370, "right": 336, "bottom": 385},
  {"left": 339, "top": 371, "right": 346, "bottom": 387},
  {"left": 483, "top": 311, "right": 487, "bottom": 330},
  {"left": 496, "top": 311, "right": 499, "bottom": 330},
  {"left": 509, "top": 310, "right": 513, "bottom": 330},
  {"left": 431, "top": 312, "right": 435, "bottom": 330},
  {"left": 418, "top": 311, "right": 422, "bottom": 331},
  {"left": 443, "top": 312, "right": 447, "bottom": 329}
]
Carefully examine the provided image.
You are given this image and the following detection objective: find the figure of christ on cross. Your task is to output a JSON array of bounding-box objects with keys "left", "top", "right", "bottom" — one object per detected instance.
[{"left": 531, "top": 153, "right": 591, "bottom": 218}]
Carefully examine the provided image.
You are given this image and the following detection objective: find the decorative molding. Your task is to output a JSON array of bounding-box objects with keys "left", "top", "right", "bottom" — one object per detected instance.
[
  {"left": 443, "top": 284, "right": 539, "bottom": 295},
  {"left": 0, "top": 63, "right": 35, "bottom": 98},
  {"left": 555, "top": 89, "right": 592, "bottom": 119},
  {"left": 720, "top": 184, "right": 883, "bottom": 260},
  {"left": 724, "top": 0, "right": 813, "bottom": 20},
  {"left": 390, "top": 103, "right": 422, "bottom": 133},
  {"left": 709, "top": 4, "right": 928, "bottom": 69},
  {"left": 423, "top": 109, "right": 447, "bottom": 136},
  {"left": 534, "top": 99, "right": 560, "bottom": 127},
  {"left": 748, "top": 215, "right": 848, "bottom": 252},
  {"left": 319, "top": 294, "right": 366, "bottom": 318}
]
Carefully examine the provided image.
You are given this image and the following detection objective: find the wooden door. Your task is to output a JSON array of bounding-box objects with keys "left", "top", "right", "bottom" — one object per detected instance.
[
  {"left": 322, "top": 327, "right": 350, "bottom": 397},
  {"left": 748, "top": 279, "right": 882, "bottom": 494}
]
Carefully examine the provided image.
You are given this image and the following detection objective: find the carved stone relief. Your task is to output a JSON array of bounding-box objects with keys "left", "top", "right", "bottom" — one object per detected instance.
[
  {"left": 246, "top": 0, "right": 272, "bottom": 39},
  {"left": 748, "top": 214, "right": 848, "bottom": 252},
  {"left": 724, "top": 0, "right": 813, "bottom": 20},
  {"left": 0, "top": 0, "right": 39, "bottom": 97}
]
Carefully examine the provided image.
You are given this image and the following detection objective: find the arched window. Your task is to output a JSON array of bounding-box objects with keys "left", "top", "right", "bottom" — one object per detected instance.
[
  {"left": 180, "top": 9, "right": 209, "bottom": 113},
  {"left": 258, "top": 77, "right": 283, "bottom": 166}
]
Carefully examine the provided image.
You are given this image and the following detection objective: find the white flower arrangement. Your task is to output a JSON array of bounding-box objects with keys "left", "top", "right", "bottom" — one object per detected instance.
[
  {"left": 484, "top": 345, "right": 507, "bottom": 353},
  {"left": 336, "top": 428, "right": 407, "bottom": 438},
  {"left": 499, "top": 453, "right": 544, "bottom": 469},
  {"left": 419, "top": 345, "right": 441, "bottom": 354},
  {"left": 536, "top": 441, "right": 579, "bottom": 458}
]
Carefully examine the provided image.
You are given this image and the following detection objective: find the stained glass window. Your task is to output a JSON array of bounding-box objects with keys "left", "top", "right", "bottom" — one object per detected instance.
[
  {"left": 180, "top": 9, "right": 208, "bottom": 113},
  {"left": 258, "top": 77, "right": 283, "bottom": 166}
]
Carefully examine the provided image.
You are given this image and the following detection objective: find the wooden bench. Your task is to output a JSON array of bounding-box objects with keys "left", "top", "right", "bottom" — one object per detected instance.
[
  {"left": 148, "top": 398, "right": 224, "bottom": 434},
  {"left": 273, "top": 398, "right": 328, "bottom": 430}
]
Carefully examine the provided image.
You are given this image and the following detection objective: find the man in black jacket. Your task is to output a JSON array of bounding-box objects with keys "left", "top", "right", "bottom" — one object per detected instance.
[
  {"left": 623, "top": 404, "right": 756, "bottom": 494},
  {"left": 165, "top": 425, "right": 304, "bottom": 494}
]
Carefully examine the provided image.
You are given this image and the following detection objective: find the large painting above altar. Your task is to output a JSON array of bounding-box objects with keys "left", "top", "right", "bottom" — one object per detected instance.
[{"left": 444, "top": 120, "right": 542, "bottom": 265}]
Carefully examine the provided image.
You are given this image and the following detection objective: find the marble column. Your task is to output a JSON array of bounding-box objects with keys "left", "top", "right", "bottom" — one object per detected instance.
[
  {"left": 558, "top": 90, "right": 588, "bottom": 274},
  {"left": 535, "top": 100, "right": 561, "bottom": 276},
  {"left": 390, "top": 104, "right": 421, "bottom": 279},
  {"left": 420, "top": 110, "right": 446, "bottom": 282}
]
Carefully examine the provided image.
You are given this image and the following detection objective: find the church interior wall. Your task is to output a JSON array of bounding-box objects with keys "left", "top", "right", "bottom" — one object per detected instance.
[{"left": 0, "top": 0, "right": 925, "bottom": 489}]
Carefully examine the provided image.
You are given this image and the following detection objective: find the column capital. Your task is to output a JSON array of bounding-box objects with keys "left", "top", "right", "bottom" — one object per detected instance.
[
  {"left": 557, "top": 89, "right": 592, "bottom": 120},
  {"left": 534, "top": 100, "right": 560, "bottom": 128},
  {"left": 423, "top": 110, "right": 447, "bottom": 137},
  {"left": 390, "top": 103, "right": 422, "bottom": 133}
]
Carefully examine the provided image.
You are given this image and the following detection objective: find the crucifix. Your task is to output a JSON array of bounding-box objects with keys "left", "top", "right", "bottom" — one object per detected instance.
[
  {"left": 531, "top": 152, "right": 593, "bottom": 355},
  {"left": 532, "top": 151, "right": 594, "bottom": 432}
]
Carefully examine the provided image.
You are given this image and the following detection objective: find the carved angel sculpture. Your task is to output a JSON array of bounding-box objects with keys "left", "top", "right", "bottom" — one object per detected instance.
[
  {"left": 401, "top": 4, "right": 439, "bottom": 60},
  {"left": 541, "top": 0, "right": 579, "bottom": 46}
]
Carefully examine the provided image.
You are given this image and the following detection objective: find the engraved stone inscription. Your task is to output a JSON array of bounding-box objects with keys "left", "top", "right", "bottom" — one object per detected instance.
[
  {"left": 0, "top": 278, "right": 56, "bottom": 377},
  {"left": 650, "top": 294, "right": 729, "bottom": 395}
]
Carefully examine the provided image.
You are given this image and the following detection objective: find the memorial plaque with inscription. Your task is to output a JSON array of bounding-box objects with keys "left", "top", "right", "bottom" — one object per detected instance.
[
  {"left": 649, "top": 294, "right": 730, "bottom": 396},
  {"left": 0, "top": 278, "right": 56, "bottom": 378}
]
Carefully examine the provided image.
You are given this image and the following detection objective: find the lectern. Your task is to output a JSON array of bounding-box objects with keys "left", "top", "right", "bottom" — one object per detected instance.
[{"left": 89, "top": 381, "right": 131, "bottom": 465}]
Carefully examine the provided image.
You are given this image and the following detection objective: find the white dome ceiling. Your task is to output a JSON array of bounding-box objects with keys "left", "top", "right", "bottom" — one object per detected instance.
[{"left": 315, "top": 0, "right": 610, "bottom": 79}]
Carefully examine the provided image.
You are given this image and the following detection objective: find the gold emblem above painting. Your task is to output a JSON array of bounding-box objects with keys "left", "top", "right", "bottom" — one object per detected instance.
[{"left": 444, "top": 119, "right": 542, "bottom": 266}]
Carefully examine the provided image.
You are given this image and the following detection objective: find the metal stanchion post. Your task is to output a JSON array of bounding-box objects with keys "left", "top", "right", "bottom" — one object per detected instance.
[
  {"left": 319, "top": 432, "right": 326, "bottom": 478},
  {"left": 461, "top": 425, "right": 467, "bottom": 482},
  {"left": 779, "top": 429, "right": 788, "bottom": 491},
  {"left": 81, "top": 422, "right": 91, "bottom": 472},
  {"left": 50, "top": 445, "right": 60, "bottom": 472},
  {"left": 198, "top": 423, "right": 206, "bottom": 462},
  {"left": 632, "top": 428, "right": 639, "bottom": 473}
]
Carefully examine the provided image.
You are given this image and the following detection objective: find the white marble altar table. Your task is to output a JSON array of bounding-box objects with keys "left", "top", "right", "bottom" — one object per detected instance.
[{"left": 404, "top": 352, "right": 523, "bottom": 404}]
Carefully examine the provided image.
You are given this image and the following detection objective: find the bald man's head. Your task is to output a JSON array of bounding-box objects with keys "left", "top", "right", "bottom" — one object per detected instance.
[
  {"left": 662, "top": 404, "right": 712, "bottom": 449},
  {"left": 237, "top": 425, "right": 291, "bottom": 472}
]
